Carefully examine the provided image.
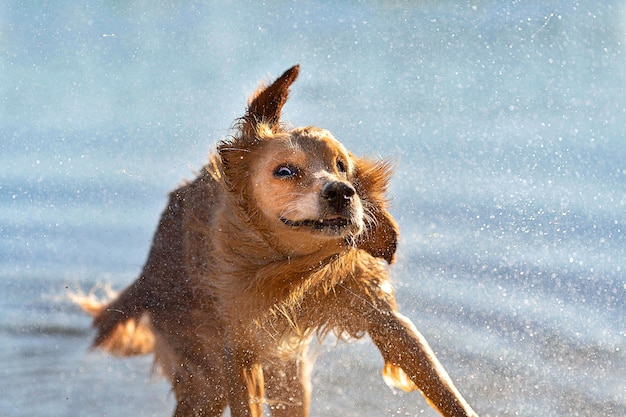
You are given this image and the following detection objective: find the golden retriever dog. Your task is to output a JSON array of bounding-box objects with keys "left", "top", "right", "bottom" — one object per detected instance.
[{"left": 73, "top": 66, "right": 479, "bottom": 417}]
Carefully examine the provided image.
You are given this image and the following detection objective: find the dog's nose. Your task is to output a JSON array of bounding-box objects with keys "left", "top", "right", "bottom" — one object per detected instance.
[{"left": 321, "top": 181, "right": 356, "bottom": 211}]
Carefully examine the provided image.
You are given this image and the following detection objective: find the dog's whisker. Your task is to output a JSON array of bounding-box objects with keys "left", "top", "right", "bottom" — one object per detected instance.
[{"left": 216, "top": 146, "right": 252, "bottom": 152}]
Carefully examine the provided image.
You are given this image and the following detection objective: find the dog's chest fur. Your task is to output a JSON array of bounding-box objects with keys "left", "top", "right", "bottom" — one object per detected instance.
[{"left": 174, "top": 163, "right": 389, "bottom": 355}]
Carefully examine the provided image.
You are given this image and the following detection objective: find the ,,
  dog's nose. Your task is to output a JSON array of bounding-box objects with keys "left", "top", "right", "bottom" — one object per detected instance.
[{"left": 321, "top": 181, "right": 355, "bottom": 210}]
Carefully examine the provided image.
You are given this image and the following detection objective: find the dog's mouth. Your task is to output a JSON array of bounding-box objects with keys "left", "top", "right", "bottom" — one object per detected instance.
[{"left": 280, "top": 215, "right": 352, "bottom": 231}]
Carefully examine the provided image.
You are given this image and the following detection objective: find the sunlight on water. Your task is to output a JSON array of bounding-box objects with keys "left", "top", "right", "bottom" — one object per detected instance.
[{"left": 1, "top": 1, "right": 624, "bottom": 416}]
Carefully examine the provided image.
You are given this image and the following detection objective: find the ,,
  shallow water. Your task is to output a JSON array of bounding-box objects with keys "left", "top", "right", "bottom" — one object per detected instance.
[{"left": 1, "top": 1, "right": 625, "bottom": 416}]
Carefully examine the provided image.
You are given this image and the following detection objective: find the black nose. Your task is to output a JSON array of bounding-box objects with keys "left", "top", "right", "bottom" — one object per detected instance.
[{"left": 321, "top": 181, "right": 356, "bottom": 211}]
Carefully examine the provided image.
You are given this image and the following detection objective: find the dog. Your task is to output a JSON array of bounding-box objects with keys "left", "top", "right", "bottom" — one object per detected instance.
[{"left": 72, "top": 66, "right": 479, "bottom": 417}]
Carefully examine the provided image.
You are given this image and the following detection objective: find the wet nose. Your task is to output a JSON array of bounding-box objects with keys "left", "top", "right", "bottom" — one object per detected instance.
[{"left": 321, "top": 181, "right": 356, "bottom": 211}]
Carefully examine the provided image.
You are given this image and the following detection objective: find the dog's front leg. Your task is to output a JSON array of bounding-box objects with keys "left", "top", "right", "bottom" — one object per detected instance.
[
  {"left": 222, "top": 346, "right": 264, "bottom": 417},
  {"left": 263, "top": 351, "right": 312, "bottom": 417},
  {"left": 367, "top": 308, "right": 479, "bottom": 417}
]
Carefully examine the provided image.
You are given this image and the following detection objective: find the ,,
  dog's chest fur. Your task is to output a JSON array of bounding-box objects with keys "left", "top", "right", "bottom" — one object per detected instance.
[{"left": 179, "top": 178, "right": 363, "bottom": 338}]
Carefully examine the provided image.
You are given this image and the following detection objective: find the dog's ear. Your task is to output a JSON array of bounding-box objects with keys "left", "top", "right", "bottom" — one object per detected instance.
[
  {"left": 353, "top": 157, "right": 399, "bottom": 264},
  {"left": 242, "top": 65, "right": 300, "bottom": 137},
  {"left": 218, "top": 66, "right": 300, "bottom": 200}
]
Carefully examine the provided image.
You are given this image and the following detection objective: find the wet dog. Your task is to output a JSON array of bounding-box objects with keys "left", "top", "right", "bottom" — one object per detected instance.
[{"left": 73, "top": 66, "right": 479, "bottom": 417}]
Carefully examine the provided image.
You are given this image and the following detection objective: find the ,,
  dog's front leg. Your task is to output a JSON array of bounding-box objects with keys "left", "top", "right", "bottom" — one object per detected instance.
[
  {"left": 367, "top": 308, "right": 479, "bottom": 417},
  {"left": 263, "top": 352, "right": 312, "bottom": 417},
  {"left": 222, "top": 346, "right": 264, "bottom": 417}
]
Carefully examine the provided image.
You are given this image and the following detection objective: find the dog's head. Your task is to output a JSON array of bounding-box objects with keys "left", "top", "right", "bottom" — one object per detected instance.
[{"left": 218, "top": 66, "right": 398, "bottom": 263}]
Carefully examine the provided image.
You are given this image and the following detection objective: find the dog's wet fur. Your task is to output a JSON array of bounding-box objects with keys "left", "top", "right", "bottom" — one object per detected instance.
[{"left": 72, "top": 66, "right": 479, "bottom": 417}]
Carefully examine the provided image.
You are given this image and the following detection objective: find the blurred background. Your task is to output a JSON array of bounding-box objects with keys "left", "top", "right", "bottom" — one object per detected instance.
[{"left": 1, "top": 1, "right": 624, "bottom": 416}]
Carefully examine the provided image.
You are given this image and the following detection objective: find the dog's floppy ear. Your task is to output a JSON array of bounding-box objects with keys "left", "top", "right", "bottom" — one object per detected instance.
[
  {"left": 353, "top": 157, "right": 399, "bottom": 264},
  {"left": 242, "top": 64, "right": 300, "bottom": 137}
]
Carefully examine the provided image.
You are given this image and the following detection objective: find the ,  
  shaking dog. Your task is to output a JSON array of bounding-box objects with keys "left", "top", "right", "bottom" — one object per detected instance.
[{"left": 73, "top": 66, "right": 479, "bottom": 417}]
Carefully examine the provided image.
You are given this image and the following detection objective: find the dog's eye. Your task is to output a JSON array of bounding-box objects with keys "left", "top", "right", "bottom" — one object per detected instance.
[
  {"left": 336, "top": 159, "right": 347, "bottom": 173},
  {"left": 273, "top": 165, "right": 299, "bottom": 178}
]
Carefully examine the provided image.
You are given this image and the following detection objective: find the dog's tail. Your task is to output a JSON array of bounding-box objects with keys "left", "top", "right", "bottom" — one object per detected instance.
[{"left": 70, "top": 281, "right": 155, "bottom": 357}]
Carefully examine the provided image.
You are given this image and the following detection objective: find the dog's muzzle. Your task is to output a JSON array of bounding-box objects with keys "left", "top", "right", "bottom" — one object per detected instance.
[{"left": 279, "top": 181, "right": 360, "bottom": 234}]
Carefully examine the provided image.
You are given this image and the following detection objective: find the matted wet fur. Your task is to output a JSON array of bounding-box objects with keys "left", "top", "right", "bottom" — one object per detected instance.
[{"left": 72, "top": 66, "right": 479, "bottom": 417}]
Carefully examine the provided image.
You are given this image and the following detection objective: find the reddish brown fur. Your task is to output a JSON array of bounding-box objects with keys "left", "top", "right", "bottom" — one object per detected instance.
[{"left": 73, "top": 66, "right": 479, "bottom": 417}]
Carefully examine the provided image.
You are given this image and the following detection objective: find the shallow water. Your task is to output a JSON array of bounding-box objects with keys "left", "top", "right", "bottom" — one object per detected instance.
[{"left": 1, "top": 1, "right": 625, "bottom": 416}]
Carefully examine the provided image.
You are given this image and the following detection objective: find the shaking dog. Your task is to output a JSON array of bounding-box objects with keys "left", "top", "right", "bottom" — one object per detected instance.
[{"left": 73, "top": 66, "right": 479, "bottom": 417}]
